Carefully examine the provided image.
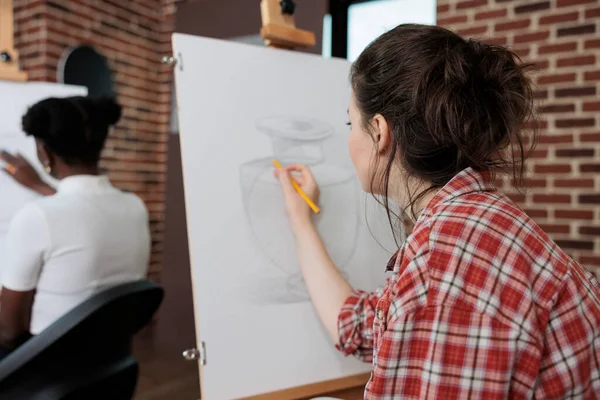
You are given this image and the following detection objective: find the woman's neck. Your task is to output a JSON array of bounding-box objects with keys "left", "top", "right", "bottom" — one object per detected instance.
[
  {"left": 391, "top": 178, "right": 439, "bottom": 223},
  {"left": 411, "top": 189, "right": 437, "bottom": 220},
  {"left": 54, "top": 165, "right": 100, "bottom": 180}
]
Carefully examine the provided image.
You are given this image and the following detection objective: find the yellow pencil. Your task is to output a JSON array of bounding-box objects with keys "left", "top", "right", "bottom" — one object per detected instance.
[{"left": 272, "top": 159, "right": 320, "bottom": 214}]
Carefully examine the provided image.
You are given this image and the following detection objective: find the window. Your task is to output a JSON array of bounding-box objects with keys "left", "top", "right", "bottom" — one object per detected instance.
[{"left": 329, "top": 0, "right": 437, "bottom": 60}]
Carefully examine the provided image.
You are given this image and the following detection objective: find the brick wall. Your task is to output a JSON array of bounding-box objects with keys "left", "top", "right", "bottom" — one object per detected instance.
[
  {"left": 13, "top": 0, "right": 176, "bottom": 281},
  {"left": 438, "top": 0, "right": 600, "bottom": 276}
]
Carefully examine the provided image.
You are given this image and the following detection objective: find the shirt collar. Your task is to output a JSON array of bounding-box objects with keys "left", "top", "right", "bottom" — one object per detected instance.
[
  {"left": 57, "top": 175, "right": 114, "bottom": 194},
  {"left": 385, "top": 168, "right": 495, "bottom": 272},
  {"left": 419, "top": 167, "right": 495, "bottom": 220}
]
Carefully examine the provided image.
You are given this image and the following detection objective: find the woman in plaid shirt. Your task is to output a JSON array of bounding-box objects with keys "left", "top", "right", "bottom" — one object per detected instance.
[{"left": 275, "top": 24, "right": 600, "bottom": 399}]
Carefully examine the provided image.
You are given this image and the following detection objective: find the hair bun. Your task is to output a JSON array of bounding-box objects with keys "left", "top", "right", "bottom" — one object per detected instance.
[
  {"left": 91, "top": 96, "right": 122, "bottom": 126},
  {"left": 21, "top": 100, "right": 54, "bottom": 138}
]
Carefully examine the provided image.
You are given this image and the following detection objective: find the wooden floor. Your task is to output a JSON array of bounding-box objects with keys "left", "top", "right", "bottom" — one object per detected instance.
[
  {"left": 131, "top": 327, "right": 365, "bottom": 400},
  {"left": 132, "top": 327, "right": 200, "bottom": 400}
]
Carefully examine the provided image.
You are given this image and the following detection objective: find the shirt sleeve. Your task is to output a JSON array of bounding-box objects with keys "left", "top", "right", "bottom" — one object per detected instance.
[
  {"left": 336, "top": 284, "right": 387, "bottom": 362},
  {"left": 534, "top": 274, "right": 599, "bottom": 398},
  {"left": 3, "top": 203, "right": 50, "bottom": 291}
]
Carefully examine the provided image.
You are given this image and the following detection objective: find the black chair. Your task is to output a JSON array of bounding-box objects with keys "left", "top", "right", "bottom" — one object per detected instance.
[{"left": 0, "top": 280, "right": 164, "bottom": 400}]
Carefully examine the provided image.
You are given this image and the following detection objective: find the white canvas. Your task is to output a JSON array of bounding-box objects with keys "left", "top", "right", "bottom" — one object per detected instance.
[
  {"left": 173, "top": 34, "right": 399, "bottom": 399},
  {"left": 0, "top": 81, "right": 87, "bottom": 280}
]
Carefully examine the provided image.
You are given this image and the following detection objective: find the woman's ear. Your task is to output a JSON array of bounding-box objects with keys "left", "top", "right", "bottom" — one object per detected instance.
[
  {"left": 372, "top": 114, "right": 391, "bottom": 154},
  {"left": 36, "top": 141, "right": 53, "bottom": 169}
]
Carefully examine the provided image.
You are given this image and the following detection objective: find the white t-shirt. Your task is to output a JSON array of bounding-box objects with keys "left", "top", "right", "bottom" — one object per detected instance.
[{"left": 3, "top": 175, "right": 150, "bottom": 334}]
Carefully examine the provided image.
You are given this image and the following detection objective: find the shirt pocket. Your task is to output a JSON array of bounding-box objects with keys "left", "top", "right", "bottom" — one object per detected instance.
[{"left": 373, "top": 290, "right": 391, "bottom": 352}]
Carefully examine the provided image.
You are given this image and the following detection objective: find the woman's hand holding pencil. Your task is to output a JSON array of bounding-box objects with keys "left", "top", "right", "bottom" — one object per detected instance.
[{"left": 273, "top": 160, "right": 320, "bottom": 232}]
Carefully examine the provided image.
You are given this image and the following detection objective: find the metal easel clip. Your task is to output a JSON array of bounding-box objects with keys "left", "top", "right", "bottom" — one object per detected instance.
[{"left": 161, "top": 53, "right": 183, "bottom": 71}]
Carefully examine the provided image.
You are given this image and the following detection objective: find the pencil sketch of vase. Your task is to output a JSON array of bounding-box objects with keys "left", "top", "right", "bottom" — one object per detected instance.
[{"left": 240, "top": 116, "right": 359, "bottom": 303}]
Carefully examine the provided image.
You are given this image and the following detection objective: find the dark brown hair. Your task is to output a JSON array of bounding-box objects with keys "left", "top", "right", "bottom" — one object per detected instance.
[
  {"left": 22, "top": 96, "right": 122, "bottom": 166},
  {"left": 351, "top": 24, "right": 537, "bottom": 226}
]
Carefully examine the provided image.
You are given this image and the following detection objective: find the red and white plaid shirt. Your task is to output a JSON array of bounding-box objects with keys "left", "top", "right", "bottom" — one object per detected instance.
[{"left": 337, "top": 168, "right": 600, "bottom": 399}]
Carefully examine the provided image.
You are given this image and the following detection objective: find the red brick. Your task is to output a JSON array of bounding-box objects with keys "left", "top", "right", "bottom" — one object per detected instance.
[
  {"left": 585, "top": 39, "right": 600, "bottom": 50},
  {"left": 507, "top": 193, "right": 526, "bottom": 203},
  {"left": 555, "top": 87, "right": 596, "bottom": 98},
  {"left": 556, "top": 55, "right": 596, "bottom": 68},
  {"left": 580, "top": 194, "right": 600, "bottom": 204},
  {"left": 539, "top": 224, "right": 571, "bottom": 234},
  {"left": 557, "top": 0, "right": 596, "bottom": 6},
  {"left": 533, "top": 164, "right": 572, "bottom": 174},
  {"left": 524, "top": 209, "right": 548, "bottom": 219},
  {"left": 538, "top": 134, "right": 573, "bottom": 144},
  {"left": 525, "top": 119, "right": 549, "bottom": 130},
  {"left": 495, "top": 19, "right": 531, "bottom": 32},
  {"left": 580, "top": 226, "right": 600, "bottom": 236},
  {"left": 556, "top": 149, "right": 595, "bottom": 158},
  {"left": 584, "top": 70, "right": 600, "bottom": 81},
  {"left": 456, "top": 0, "right": 488, "bottom": 9},
  {"left": 555, "top": 209, "right": 594, "bottom": 219},
  {"left": 485, "top": 36, "right": 508, "bottom": 45},
  {"left": 580, "top": 256, "right": 600, "bottom": 266},
  {"left": 533, "top": 194, "right": 572, "bottom": 203},
  {"left": 437, "top": 4, "right": 451, "bottom": 13},
  {"left": 513, "top": 47, "right": 531, "bottom": 57},
  {"left": 438, "top": 15, "right": 469, "bottom": 25},
  {"left": 538, "top": 42, "right": 577, "bottom": 55},
  {"left": 555, "top": 240, "right": 594, "bottom": 251},
  {"left": 534, "top": 60, "right": 550, "bottom": 70},
  {"left": 537, "top": 73, "right": 576, "bottom": 85},
  {"left": 580, "top": 164, "right": 600, "bottom": 173},
  {"left": 555, "top": 118, "right": 595, "bottom": 128},
  {"left": 456, "top": 26, "right": 488, "bottom": 36},
  {"left": 539, "top": 11, "right": 579, "bottom": 25},
  {"left": 583, "top": 102, "right": 600, "bottom": 112},
  {"left": 513, "top": 178, "right": 547, "bottom": 188},
  {"left": 533, "top": 89, "right": 548, "bottom": 99},
  {"left": 515, "top": 1, "right": 550, "bottom": 13},
  {"left": 515, "top": 31, "right": 550, "bottom": 44},
  {"left": 556, "top": 176, "right": 595, "bottom": 187},
  {"left": 585, "top": 7, "right": 600, "bottom": 18},
  {"left": 581, "top": 133, "right": 600, "bottom": 142},
  {"left": 530, "top": 148, "right": 549, "bottom": 158},
  {"left": 475, "top": 9, "right": 507, "bottom": 20},
  {"left": 557, "top": 24, "right": 596, "bottom": 37},
  {"left": 537, "top": 103, "right": 575, "bottom": 113}
]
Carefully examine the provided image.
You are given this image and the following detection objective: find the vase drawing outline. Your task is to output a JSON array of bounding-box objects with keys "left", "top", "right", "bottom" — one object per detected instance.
[{"left": 240, "top": 116, "right": 361, "bottom": 302}]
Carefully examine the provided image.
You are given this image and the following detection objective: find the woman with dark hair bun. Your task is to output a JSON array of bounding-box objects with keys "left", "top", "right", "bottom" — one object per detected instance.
[
  {"left": 275, "top": 25, "right": 600, "bottom": 398},
  {"left": 0, "top": 96, "right": 150, "bottom": 356}
]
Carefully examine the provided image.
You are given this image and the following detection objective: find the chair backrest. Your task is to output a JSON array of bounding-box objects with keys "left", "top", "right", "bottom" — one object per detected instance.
[{"left": 0, "top": 280, "right": 164, "bottom": 400}]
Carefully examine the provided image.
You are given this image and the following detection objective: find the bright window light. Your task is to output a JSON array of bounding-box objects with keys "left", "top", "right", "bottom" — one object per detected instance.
[{"left": 348, "top": 0, "right": 436, "bottom": 62}]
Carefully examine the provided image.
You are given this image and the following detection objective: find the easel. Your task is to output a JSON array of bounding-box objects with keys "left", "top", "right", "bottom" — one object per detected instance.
[
  {"left": 0, "top": 0, "right": 27, "bottom": 81},
  {"left": 252, "top": 1, "right": 370, "bottom": 398},
  {"left": 260, "top": 0, "right": 315, "bottom": 50}
]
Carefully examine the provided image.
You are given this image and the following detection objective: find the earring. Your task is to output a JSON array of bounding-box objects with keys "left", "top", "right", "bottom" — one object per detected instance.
[{"left": 44, "top": 163, "right": 51, "bottom": 174}]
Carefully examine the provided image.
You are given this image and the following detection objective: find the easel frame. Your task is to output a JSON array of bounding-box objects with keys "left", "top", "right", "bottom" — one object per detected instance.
[
  {"left": 239, "top": 372, "right": 369, "bottom": 400},
  {"left": 0, "top": 0, "right": 28, "bottom": 82},
  {"left": 260, "top": 0, "right": 315, "bottom": 50},
  {"left": 232, "top": 2, "right": 369, "bottom": 398},
  {"left": 176, "top": 2, "right": 370, "bottom": 398}
]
